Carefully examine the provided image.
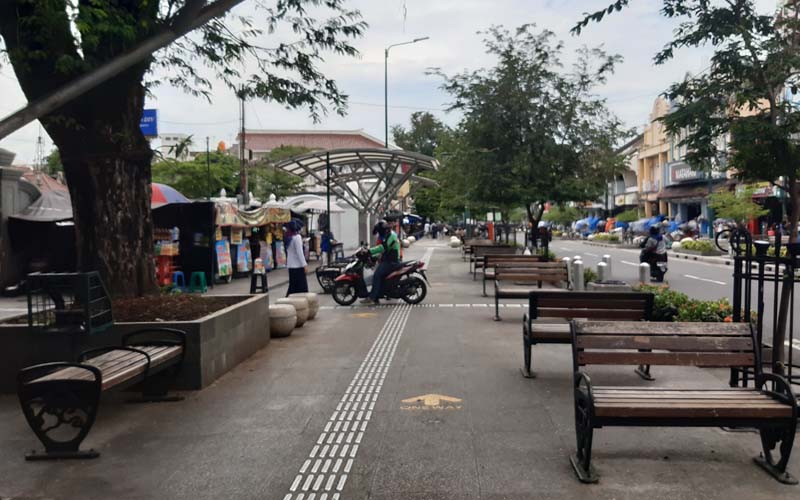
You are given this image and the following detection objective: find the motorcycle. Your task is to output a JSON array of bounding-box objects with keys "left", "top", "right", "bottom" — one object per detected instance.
[
  {"left": 332, "top": 248, "right": 429, "bottom": 305},
  {"left": 639, "top": 250, "right": 668, "bottom": 282}
]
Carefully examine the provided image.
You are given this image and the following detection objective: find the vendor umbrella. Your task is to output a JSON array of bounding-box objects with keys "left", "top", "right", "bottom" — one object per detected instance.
[
  {"left": 295, "top": 198, "right": 345, "bottom": 213},
  {"left": 151, "top": 183, "right": 190, "bottom": 208}
]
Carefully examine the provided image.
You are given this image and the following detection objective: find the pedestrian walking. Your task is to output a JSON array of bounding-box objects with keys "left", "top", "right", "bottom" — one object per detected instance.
[{"left": 285, "top": 219, "right": 308, "bottom": 296}]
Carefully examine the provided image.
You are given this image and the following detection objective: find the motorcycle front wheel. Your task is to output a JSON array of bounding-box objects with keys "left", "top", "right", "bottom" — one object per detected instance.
[
  {"left": 332, "top": 282, "right": 358, "bottom": 306},
  {"left": 401, "top": 276, "right": 427, "bottom": 304}
]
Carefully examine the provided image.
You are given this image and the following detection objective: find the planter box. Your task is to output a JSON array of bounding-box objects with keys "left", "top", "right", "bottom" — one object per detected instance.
[
  {"left": 674, "top": 248, "right": 722, "bottom": 257},
  {"left": 0, "top": 294, "right": 270, "bottom": 393}
]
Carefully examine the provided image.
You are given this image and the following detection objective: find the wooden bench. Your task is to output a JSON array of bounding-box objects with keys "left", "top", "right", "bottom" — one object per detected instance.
[
  {"left": 521, "top": 291, "right": 653, "bottom": 378},
  {"left": 470, "top": 244, "right": 517, "bottom": 274},
  {"left": 569, "top": 320, "right": 798, "bottom": 485},
  {"left": 493, "top": 263, "right": 570, "bottom": 321},
  {"left": 461, "top": 238, "right": 493, "bottom": 261},
  {"left": 17, "top": 328, "right": 186, "bottom": 460},
  {"left": 481, "top": 255, "right": 547, "bottom": 294}
]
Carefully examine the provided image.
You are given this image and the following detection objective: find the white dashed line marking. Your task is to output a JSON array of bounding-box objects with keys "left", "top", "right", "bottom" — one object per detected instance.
[{"left": 684, "top": 274, "right": 726, "bottom": 285}]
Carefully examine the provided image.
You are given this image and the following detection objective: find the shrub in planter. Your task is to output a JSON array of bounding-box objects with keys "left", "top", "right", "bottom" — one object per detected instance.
[
  {"left": 637, "top": 284, "right": 691, "bottom": 321},
  {"left": 679, "top": 239, "right": 716, "bottom": 254},
  {"left": 675, "top": 297, "right": 735, "bottom": 322},
  {"left": 593, "top": 233, "right": 620, "bottom": 243},
  {"left": 583, "top": 267, "right": 598, "bottom": 287}
]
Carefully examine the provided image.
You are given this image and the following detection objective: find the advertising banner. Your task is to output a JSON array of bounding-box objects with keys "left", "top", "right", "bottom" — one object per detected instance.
[
  {"left": 140, "top": 109, "right": 158, "bottom": 137},
  {"left": 215, "top": 240, "right": 232, "bottom": 277}
]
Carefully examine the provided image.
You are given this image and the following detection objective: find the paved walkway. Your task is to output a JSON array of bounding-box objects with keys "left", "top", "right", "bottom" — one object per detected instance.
[{"left": 1, "top": 240, "right": 798, "bottom": 499}]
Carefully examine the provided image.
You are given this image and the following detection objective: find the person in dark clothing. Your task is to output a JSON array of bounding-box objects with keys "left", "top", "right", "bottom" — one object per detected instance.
[{"left": 362, "top": 220, "right": 401, "bottom": 305}]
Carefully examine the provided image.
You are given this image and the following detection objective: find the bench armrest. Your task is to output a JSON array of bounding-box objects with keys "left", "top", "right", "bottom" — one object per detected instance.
[
  {"left": 757, "top": 373, "right": 799, "bottom": 411},
  {"left": 574, "top": 371, "right": 594, "bottom": 394}
]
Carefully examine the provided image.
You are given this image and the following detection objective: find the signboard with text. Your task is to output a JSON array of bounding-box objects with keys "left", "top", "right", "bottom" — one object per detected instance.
[
  {"left": 667, "top": 161, "right": 725, "bottom": 186},
  {"left": 140, "top": 109, "right": 158, "bottom": 137}
]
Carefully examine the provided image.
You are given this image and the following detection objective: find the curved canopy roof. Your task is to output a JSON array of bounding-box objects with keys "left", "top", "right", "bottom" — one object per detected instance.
[{"left": 273, "top": 148, "right": 438, "bottom": 214}]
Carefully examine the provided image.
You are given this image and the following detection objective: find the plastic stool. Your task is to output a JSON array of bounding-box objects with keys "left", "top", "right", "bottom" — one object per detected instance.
[
  {"left": 189, "top": 272, "right": 208, "bottom": 293},
  {"left": 172, "top": 271, "right": 186, "bottom": 290}
]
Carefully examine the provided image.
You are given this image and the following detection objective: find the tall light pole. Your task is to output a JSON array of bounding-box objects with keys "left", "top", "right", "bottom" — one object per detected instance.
[{"left": 385, "top": 37, "right": 429, "bottom": 147}]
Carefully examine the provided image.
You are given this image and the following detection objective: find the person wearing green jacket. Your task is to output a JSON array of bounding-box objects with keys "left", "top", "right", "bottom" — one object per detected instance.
[{"left": 362, "top": 219, "right": 401, "bottom": 304}]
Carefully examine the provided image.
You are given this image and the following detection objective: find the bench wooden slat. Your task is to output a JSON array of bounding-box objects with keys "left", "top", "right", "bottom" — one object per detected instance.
[
  {"left": 574, "top": 320, "right": 752, "bottom": 337},
  {"left": 578, "top": 351, "right": 754, "bottom": 367},
  {"left": 594, "top": 403, "right": 793, "bottom": 419},
  {"left": 99, "top": 346, "right": 182, "bottom": 391},
  {"left": 537, "top": 298, "right": 648, "bottom": 309},
  {"left": 577, "top": 335, "right": 754, "bottom": 351},
  {"left": 537, "top": 308, "right": 647, "bottom": 320}
]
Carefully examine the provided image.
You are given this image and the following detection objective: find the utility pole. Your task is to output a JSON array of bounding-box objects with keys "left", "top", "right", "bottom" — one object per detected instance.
[
  {"left": 206, "top": 136, "right": 211, "bottom": 199},
  {"left": 239, "top": 90, "right": 248, "bottom": 205}
]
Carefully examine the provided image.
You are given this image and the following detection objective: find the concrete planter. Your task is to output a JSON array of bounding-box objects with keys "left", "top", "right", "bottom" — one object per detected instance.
[
  {"left": 587, "top": 281, "right": 633, "bottom": 292},
  {"left": 673, "top": 248, "right": 722, "bottom": 257},
  {"left": 275, "top": 297, "right": 309, "bottom": 327},
  {"left": 0, "top": 294, "right": 270, "bottom": 393},
  {"left": 289, "top": 292, "right": 319, "bottom": 320}
]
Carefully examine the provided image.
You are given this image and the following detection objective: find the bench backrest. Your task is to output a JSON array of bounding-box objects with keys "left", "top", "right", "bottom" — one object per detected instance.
[
  {"left": 465, "top": 239, "right": 493, "bottom": 248},
  {"left": 495, "top": 262, "right": 568, "bottom": 284},
  {"left": 473, "top": 246, "right": 517, "bottom": 258},
  {"left": 529, "top": 291, "right": 653, "bottom": 321},
  {"left": 484, "top": 255, "right": 545, "bottom": 267},
  {"left": 571, "top": 320, "right": 758, "bottom": 374}
]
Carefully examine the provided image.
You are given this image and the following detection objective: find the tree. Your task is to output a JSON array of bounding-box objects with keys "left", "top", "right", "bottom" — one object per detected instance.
[
  {"left": 542, "top": 206, "right": 584, "bottom": 227},
  {"left": 709, "top": 189, "right": 769, "bottom": 224},
  {"left": 432, "top": 25, "right": 631, "bottom": 229},
  {"left": 574, "top": 0, "right": 800, "bottom": 378},
  {"left": 0, "top": 1, "right": 365, "bottom": 296},
  {"left": 391, "top": 112, "right": 448, "bottom": 156},
  {"left": 249, "top": 145, "right": 308, "bottom": 200},
  {"left": 44, "top": 149, "right": 63, "bottom": 177},
  {"left": 152, "top": 151, "right": 239, "bottom": 199}
]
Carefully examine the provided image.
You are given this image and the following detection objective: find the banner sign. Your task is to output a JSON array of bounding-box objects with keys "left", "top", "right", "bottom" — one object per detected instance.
[
  {"left": 140, "top": 109, "right": 158, "bottom": 137},
  {"left": 215, "top": 240, "right": 232, "bottom": 277}
]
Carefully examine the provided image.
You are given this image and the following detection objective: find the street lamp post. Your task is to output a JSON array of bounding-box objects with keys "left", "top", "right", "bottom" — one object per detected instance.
[{"left": 385, "top": 37, "right": 429, "bottom": 147}]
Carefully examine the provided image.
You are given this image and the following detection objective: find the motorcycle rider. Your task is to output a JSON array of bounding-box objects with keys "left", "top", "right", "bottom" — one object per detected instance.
[
  {"left": 640, "top": 225, "right": 667, "bottom": 281},
  {"left": 361, "top": 220, "right": 401, "bottom": 305}
]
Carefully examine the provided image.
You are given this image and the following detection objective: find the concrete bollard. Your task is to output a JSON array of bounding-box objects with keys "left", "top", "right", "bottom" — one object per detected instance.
[
  {"left": 597, "top": 261, "right": 608, "bottom": 282},
  {"left": 574, "top": 255, "right": 582, "bottom": 263},
  {"left": 573, "top": 259, "right": 585, "bottom": 291},
  {"left": 639, "top": 262, "right": 650, "bottom": 283},
  {"left": 602, "top": 254, "right": 612, "bottom": 277},
  {"left": 562, "top": 257, "right": 572, "bottom": 288}
]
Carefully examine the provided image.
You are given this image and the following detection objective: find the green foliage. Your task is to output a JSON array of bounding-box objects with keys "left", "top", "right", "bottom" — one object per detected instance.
[
  {"left": 679, "top": 239, "right": 716, "bottom": 253},
  {"left": 44, "top": 149, "right": 63, "bottom": 176},
  {"left": 615, "top": 208, "right": 640, "bottom": 223},
  {"left": 392, "top": 112, "right": 448, "bottom": 156},
  {"left": 543, "top": 206, "right": 583, "bottom": 226},
  {"left": 709, "top": 189, "right": 769, "bottom": 223},
  {"left": 637, "top": 284, "right": 692, "bottom": 322},
  {"left": 431, "top": 25, "right": 632, "bottom": 221},
  {"left": 152, "top": 151, "right": 239, "bottom": 199},
  {"left": 583, "top": 267, "right": 598, "bottom": 287},
  {"left": 593, "top": 233, "right": 620, "bottom": 243},
  {"left": 637, "top": 284, "right": 742, "bottom": 322}
]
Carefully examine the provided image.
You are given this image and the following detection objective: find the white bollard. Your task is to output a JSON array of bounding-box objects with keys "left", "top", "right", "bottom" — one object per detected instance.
[
  {"left": 597, "top": 262, "right": 608, "bottom": 282},
  {"left": 639, "top": 262, "right": 651, "bottom": 283},
  {"left": 574, "top": 255, "right": 582, "bottom": 263},
  {"left": 562, "top": 257, "right": 572, "bottom": 288},
  {"left": 602, "top": 254, "right": 612, "bottom": 277},
  {"left": 573, "top": 259, "right": 585, "bottom": 291}
]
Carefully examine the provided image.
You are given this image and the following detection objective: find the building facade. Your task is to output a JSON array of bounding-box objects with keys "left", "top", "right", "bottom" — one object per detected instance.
[{"left": 637, "top": 97, "right": 672, "bottom": 217}]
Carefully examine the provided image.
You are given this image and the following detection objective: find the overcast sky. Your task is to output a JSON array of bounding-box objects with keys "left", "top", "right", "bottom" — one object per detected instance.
[{"left": 0, "top": 0, "right": 781, "bottom": 164}]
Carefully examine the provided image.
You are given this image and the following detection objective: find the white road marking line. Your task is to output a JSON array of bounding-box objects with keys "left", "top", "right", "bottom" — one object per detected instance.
[
  {"left": 283, "top": 305, "right": 412, "bottom": 500},
  {"left": 420, "top": 247, "right": 436, "bottom": 267},
  {"left": 684, "top": 274, "right": 726, "bottom": 285},
  {"left": 584, "top": 252, "right": 599, "bottom": 257},
  {"left": 621, "top": 260, "right": 640, "bottom": 267}
]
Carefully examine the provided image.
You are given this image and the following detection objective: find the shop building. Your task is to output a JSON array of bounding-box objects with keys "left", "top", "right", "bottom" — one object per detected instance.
[
  {"left": 637, "top": 98, "right": 672, "bottom": 217},
  {"left": 609, "top": 134, "right": 642, "bottom": 213}
]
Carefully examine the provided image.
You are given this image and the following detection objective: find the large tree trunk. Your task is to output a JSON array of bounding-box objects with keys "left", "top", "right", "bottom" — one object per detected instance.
[{"left": 46, "top": 70, "right": 156, "bottom": 297}]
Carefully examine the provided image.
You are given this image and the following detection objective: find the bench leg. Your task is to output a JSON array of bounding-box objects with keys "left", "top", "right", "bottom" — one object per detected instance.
[
  {"left": 570, "top": 388, "right": 598, "bottom": 483},
  {"left": 17, "top": 363, "right": 102, "bottom": 460},
  {"left": 521, "top": 333, "right": 536, "bottom": 378},
  {"left": 634, "top": 364, "right": 655, "bottom": 381},
  {"left": 127, "top": 371, "right": 184, "bottom": 404},
  {"left": 754, "top": 424, "right": 799, "bottom": 484},
  {"left": 494, "top": 297, "right": 501, "bottom": 321}
]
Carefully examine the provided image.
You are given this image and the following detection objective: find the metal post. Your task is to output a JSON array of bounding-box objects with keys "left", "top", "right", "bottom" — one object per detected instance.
[
  {"left": 602, "top": 254, "right": 612, "bottom": 278},
  {"left": 573, "top": 260, "right": 584, "bottom": 291},
  {"left": 384, "top": 47, "right": 389, "bottom": 147},
  {"left": 639, "top": 262, "right": 650, "bottom": 284},
  {"left": 597, "top": 262, "right": 607, "bottom": 282},
  {"left": 206, "top": 136, "right": 211, "bottom": 199},
  {"left": 326, "top": 152, "right": 332, "bottom": 264},
  {"left": 562, "top": 257, "right": 572, "bottom": 289}
]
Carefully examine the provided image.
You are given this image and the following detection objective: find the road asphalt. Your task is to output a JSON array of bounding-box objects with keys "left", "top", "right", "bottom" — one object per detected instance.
[{"left": 0, "top": 239, "right": 799, "bottom": 499}]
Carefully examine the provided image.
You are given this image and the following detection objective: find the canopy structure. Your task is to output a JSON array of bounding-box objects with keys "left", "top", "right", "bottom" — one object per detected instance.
[{"left": 273, "top": 148, "right": 439, "bottom": 215}]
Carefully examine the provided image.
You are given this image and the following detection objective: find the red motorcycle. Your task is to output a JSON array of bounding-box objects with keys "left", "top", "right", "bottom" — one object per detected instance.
[{"left": 332, "top": 248, "right": 429, "bottom": 305}]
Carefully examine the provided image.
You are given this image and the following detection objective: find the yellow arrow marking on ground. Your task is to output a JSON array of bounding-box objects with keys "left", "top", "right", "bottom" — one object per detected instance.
[
  {"left": 401, "top": 394, "right": 463, "bottom": 407},
  {"left": 350, "top": 312, "right": 377, "bottom": 318}
]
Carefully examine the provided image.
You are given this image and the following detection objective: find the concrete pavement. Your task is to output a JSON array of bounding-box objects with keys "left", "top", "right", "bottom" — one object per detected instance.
[{"left": 0, "top": 239, "right": 798, "bottom": 499}]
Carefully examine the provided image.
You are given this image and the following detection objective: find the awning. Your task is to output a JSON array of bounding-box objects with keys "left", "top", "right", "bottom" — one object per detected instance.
[
  {"left": 10, "top": 189, "right": 73, "bottom": 222},
  {"left": 658, "top": 180, "right": 733, "bottom": 200}
]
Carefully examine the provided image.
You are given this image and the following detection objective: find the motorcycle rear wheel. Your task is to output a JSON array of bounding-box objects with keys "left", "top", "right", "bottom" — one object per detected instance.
[
  {"left": 401, "top": 277, "right": 427, "bottom": 304},
  {"left": 332, "top": 282, "right": 358, "bottom": 306}
]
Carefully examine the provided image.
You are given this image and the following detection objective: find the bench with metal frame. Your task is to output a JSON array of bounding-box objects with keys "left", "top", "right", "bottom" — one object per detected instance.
[
  {"left": 521, "top": 291, "right": 653, "bottom": 379},
  {"left": 569, "top": 319, "right": 797, "bottom": 485},
  {"left": 493, "top": 263, "right": 570, "bottom": 321},
  {"left": 461, "top": 238, "right": 493, "bottom": 261},
  {"left": 17, "top": 328, "right": 186, "bottom": 460},
  {"left": 480, "top": 255, "right": 547, "bottom": 294},
  {"left": 469, "top": 245, "right": 517, "bottom": 274}
]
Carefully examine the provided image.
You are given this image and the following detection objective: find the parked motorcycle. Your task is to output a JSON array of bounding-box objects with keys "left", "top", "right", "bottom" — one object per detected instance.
[{"left": 332, "top": 248, "right": 429, "bottom": 305}]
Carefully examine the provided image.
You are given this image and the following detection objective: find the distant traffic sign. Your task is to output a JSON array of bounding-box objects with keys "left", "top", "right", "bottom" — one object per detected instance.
[{"left": 140, "top": 109, "right": 158, "bottom": 137}]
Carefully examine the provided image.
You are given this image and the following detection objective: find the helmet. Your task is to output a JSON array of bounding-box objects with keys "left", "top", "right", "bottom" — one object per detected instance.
[
  {"left": 372, "top": 219, "right": 390, "bottom": 237},
  {"left": 649, "top": 225, "right": 660, "bottom": 236}
]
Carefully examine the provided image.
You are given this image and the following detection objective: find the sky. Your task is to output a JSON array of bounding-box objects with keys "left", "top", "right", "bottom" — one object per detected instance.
[{"left": 0, "top": 0, "right": 782, "bottom": 164}]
